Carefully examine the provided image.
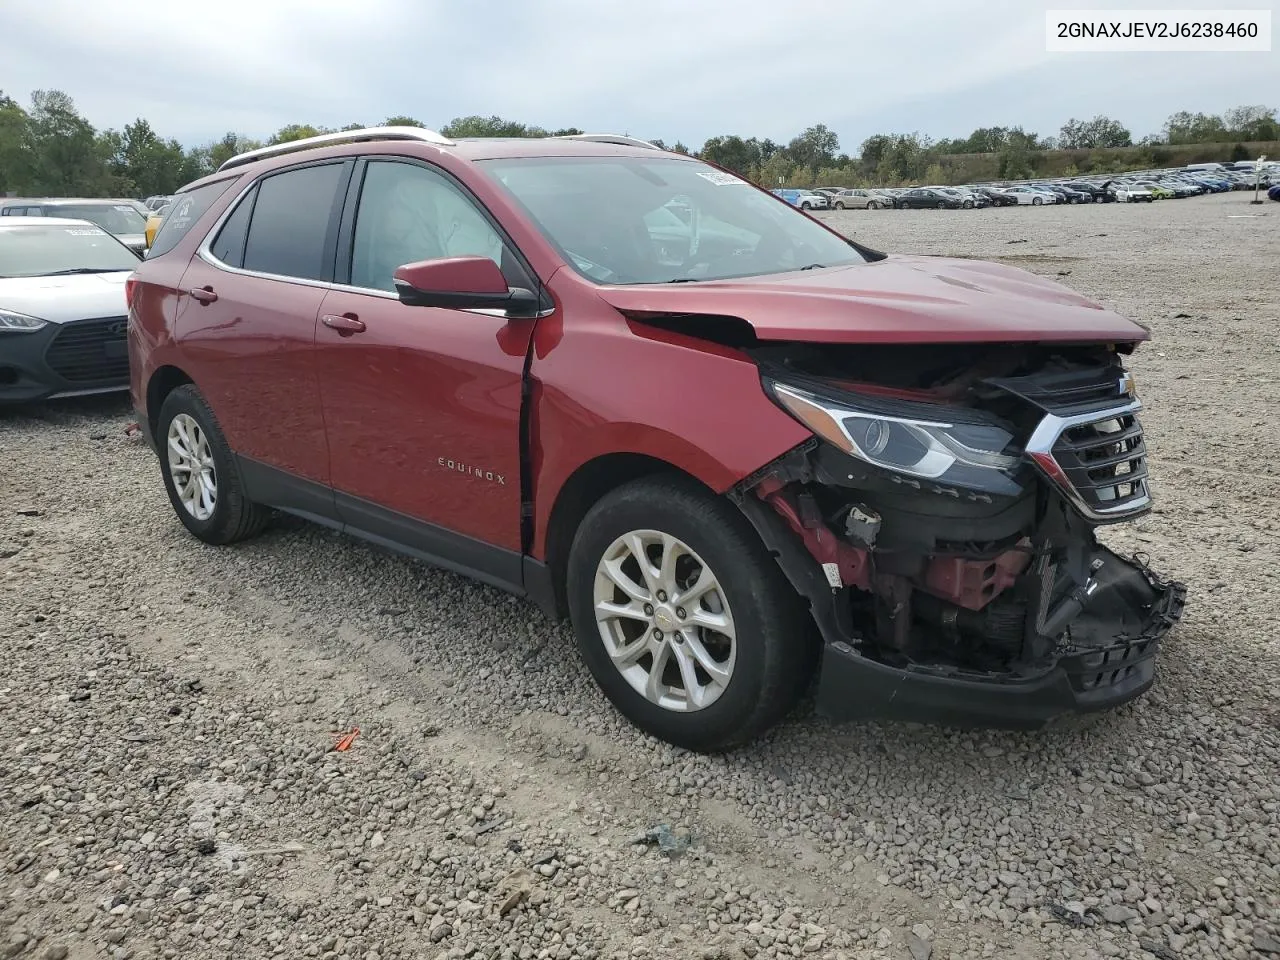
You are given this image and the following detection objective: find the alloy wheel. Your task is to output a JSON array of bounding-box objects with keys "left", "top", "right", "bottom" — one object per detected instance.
[
  {"left": 592, "top": 529, "right": 736, "bottom": 712},
  {"left": 167, "top": 413, "right": 217, "bottom": 521}
]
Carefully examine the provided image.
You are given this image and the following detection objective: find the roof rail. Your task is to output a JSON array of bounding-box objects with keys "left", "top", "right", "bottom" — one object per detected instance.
[
  {"left": 216, "top": 126, "right": 455, "bottom": 173},
  {"left": 554, "top": 133, "right": 662, "bottom": 150}
]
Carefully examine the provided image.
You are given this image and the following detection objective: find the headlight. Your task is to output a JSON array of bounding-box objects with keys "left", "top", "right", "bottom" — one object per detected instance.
[
  {"left": 0, "top": 309, "right": 48, "bottom": 333},
  {"left": 766, "top": 380, "right": 1023, "bottom": 496}
]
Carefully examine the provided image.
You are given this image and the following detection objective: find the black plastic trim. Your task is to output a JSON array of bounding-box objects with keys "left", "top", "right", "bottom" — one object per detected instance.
[
  {"left": 238, "top": 456, "right": 339, "bottom": 525},
  {"left": 236, "top": 456, "right": 530, "bottom": 600}
]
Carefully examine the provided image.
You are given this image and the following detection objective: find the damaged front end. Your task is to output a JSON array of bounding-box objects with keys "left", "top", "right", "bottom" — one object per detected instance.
[{"left": 732, "top": 341, "right": 1187, "bottom": 729}]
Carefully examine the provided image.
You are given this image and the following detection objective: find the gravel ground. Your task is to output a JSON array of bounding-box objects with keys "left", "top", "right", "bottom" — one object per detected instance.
[{"left": 2, "top": 191, "right": 1278, "bottom": 960}]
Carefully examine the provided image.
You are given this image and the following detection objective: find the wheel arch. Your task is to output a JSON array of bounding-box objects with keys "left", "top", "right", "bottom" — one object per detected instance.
[
  {"left": 146, "top": 364, "right": 194, "bottom": 438},
  {"left": 539, "top": 452, "right": 710, "bottom": 618}
]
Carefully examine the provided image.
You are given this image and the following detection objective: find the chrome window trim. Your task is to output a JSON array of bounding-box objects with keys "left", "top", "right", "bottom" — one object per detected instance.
[
  {"left": 197, "top": 158, "right": 555, "bottom": 320},
  {"left": 1025, "top": 398, "right": 1151, "bottom": 521}
]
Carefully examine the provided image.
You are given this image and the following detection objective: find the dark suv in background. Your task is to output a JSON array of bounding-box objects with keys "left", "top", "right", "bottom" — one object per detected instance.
[{"left": 127, "top": 127, "right": 1185, "bottom": 751}]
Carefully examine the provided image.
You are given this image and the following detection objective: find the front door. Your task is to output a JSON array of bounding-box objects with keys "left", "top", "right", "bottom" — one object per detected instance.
[{"left": 313, "top": 158, "right": 538, "bottom": 568}]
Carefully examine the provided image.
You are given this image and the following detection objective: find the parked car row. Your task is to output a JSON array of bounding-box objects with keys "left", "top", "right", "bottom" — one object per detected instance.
[
  {"left": 797, "top": 160, "right": 1274, "bottom": 212},
  {"left": 0, "top": 197, "right": 150, "bottom": 254}
]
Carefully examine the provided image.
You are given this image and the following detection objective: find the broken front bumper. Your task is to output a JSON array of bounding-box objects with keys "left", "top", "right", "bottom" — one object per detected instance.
[{"left": 814, "top": 551, "right": 1187, "bottom": 729}]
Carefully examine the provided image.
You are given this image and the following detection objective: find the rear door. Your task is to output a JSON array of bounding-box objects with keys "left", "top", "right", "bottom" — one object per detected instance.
[
  {"left": 176, "top": 159, "right": 351, "bottom": 498},
  {"left": 312, "top": 156, "right": 539, "bottom": 573}
]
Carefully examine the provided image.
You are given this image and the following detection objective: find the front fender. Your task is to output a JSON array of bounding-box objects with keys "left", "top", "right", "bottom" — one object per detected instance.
[{"left": 526, "top": 285, "right": 811, "bottom": 558}]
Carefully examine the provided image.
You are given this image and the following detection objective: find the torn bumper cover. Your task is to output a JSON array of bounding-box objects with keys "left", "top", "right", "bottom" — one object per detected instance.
[
  {"left": 815, "top": 549, "right": 1186, "bottom": 728},
  {"left": 736, "top": 486, "right": 1187, "bottom": 730}
]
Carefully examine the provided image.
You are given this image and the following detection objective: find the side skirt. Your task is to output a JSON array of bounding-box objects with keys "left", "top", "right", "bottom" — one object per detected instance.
[{"left": 237, "top": 456, "right": 559, "bottom": 616}]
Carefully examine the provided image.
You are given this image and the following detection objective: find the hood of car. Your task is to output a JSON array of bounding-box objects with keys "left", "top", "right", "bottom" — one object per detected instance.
[
  {"left": 594, "top": 255, "right": 1149, "bottom": 345},
  {"left": 0, "top": 271, "right": 132, "bottom": 325}
]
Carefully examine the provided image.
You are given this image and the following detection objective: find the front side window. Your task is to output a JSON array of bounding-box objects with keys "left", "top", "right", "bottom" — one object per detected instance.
[
  {"left": 482, "top": 156, "right": 865, "bottom": 285},
  {"left": 349, "top": 160, "right": 506, "bottom": 293},
  {"left": 242, "top": 162, "right": 346, "bottom": 281},
  {"left": 0, "top": 223, "right": 140, "bottom": 278}
]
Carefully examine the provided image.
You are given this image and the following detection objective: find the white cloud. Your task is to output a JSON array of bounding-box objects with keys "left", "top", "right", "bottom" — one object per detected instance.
[{"left": 1, "top": 0, "right": 1274, "bottom": 152}]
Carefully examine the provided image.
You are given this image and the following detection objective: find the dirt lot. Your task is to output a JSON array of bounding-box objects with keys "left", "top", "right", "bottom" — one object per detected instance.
[{"left": 2, "top": 192, "right": 1277, "bottom": 960}]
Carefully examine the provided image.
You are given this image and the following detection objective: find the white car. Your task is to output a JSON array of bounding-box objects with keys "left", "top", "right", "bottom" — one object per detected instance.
[
  {"left": 0, "top": 217, "right": 140, "bottom": 403},
  {"left": 1112, "top": 184, "right": 1155, "bottom": 203},
  {"left": 1005, "top": 186, "right": 1058, "bottom": 206}
]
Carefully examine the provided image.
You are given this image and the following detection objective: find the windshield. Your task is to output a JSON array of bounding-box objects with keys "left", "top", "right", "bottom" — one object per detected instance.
[
  {"left": 0, "top": 223, "right": 140, "bottom": 278},
  {"left": 48, "top": 204, "right": 146, "bottom": 235},
  {"left": 481, "top": 156, "right": 866, "bottom": 284}
]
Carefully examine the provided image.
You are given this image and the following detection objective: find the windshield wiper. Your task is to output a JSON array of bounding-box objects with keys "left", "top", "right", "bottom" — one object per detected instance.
[
  {"left": 39, "top": 268, "right": 123, "bottom": 276},
  {"left": 798, "top": 263, "right": 826, "bottom": 270},
  {"left": 666, "top": 277, "right": 702, "bottom": 283}
]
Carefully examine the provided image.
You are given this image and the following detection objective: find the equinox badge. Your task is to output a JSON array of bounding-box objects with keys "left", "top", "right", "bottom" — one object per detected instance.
[{"left": 438, "top": 457, "right": 506, "bottom": 485}]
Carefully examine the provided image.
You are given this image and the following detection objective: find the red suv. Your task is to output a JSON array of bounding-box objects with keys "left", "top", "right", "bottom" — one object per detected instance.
[{"left": 128, "top": 128, "right": 1185, "bottom": 751}]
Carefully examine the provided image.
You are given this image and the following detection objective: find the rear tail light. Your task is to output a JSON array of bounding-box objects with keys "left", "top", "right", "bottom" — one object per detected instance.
[{"left": 125, "top": 277, "right": 137, "bottom": 309}]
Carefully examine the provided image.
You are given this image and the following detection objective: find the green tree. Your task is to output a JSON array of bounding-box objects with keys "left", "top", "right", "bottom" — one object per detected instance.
[
  {"left": 1222, "top": 104, "right": 1278, "bottom": 141},
  {"left": 28, "top": 89, "right": 115, "bottom": 195},
  {"left": 269, "top": 123, "right": 332, "bottom": 145},
  {"left": 0, "top": 92, "right": 35, "bottom": 194},
  {"left": 206, "top": 132, "right": 264, "bottom": 172},
  {"left": 1059, "top": 115, "right": 1131, "bottom": 149},
  {"left": 997, "top": 137, "right": 1034, "bottom": 179},
  {"left": 441, "top": 115, "right": 542, "bottom": 138},
  {"left": 785, "top": 123, "right": 839, "bottom": 176},
  {"left": 1162, "top": 111, "right": 1228, "bottom": 144},
  {"left": 382, "top": 115, "right": 425, "bottom": 127}
]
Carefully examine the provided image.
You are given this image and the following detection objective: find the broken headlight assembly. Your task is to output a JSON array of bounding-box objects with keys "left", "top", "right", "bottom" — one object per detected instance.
[{"left": 765, "top": 379, "right": 1024, "bottom": 497}]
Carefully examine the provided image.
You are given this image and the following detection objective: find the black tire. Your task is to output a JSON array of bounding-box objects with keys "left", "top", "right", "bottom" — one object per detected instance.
[
  {"left": 833, "top": 201, "right": 845, "bottom": 210},
  {"left": 157, "top": 384, "right": 269, "bottom": 545},
  {"left": 566, "top": 476, "right": 813, "bottom": 752},
  {"left": 868, "top": 201, "right": 880, "bottom": 210},
  {"left": 1032, "top": 196, "right": 1043, "bottom": 206},
  {"left": 935, "top": 201, "right": 946, "bottom": 210},
  {"left": 800, "top": 202, "right": 812, "bottom": 210},
  {"left": 963, "top": 200, "right": 973, "bottom": 209}
]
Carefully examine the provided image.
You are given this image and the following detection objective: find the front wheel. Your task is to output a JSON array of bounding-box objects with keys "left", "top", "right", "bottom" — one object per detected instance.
[
  {"left": 1032, "top": 196, "right": 1043, "bottom": 205},
  {"left": 157, "top": 384, "right": 269, "bottom": 545},
  {"left": 566, "top": 477, "right": 813, "bottom": 752},
  {"left": 935, "top": 201, "right": 947, "bottom": 210},
  {"left": 868, "top": 201, "right": 880, "bottom": 209},
  {"left": 800, "top": 202, "right": 812, "bottom": 210}
]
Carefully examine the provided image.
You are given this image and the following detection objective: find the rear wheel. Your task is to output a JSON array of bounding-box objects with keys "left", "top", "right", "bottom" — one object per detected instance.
[
  {"left": 833, "top": 201, "right": 845, "bottom": 210},
  {"left": 936, "top": 201, "right": 946, "bottom": 210},
  {"left": 157, "top": 384, "right": 268, "bottom": 545},
  {"left": 868, "top": 201, "right": 880, "bottom": 209},
  {"left": 567, "top": 477, "right": 812, "bottom": 751}
]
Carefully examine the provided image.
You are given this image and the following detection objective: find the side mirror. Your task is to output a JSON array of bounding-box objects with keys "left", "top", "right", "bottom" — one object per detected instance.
[{"left": 392, "top": 256, "right": 539, "bottom": 314}]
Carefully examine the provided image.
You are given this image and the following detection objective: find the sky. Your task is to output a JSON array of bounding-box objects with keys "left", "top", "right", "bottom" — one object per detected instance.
[{"left": 2, "top": 0, "right": 1275, "bottom": 153}]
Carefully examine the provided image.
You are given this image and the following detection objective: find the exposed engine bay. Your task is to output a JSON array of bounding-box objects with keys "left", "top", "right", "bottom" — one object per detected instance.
[{"left": 733, "top": 341, "right": 1187, "bottom": 726}]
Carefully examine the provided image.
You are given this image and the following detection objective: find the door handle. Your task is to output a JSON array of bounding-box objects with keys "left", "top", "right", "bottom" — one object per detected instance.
[
  {"left": 189, "top": 286, "right": 218, "bottom": 304},
  {"left": 322, "top": 314, "right": 366, "bottom": 337}
]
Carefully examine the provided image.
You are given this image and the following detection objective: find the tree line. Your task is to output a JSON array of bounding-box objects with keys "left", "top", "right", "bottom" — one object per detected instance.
[{"left": 1, "top": 88, "right": 1275, "bottom": 200}]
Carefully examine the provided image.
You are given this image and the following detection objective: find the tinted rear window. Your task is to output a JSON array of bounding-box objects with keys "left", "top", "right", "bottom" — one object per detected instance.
[
  {"left": 242, "top": 163, "right": 345, "bottom": 281},
  {"left": 209, "top": 186, "right": 255, "bottom": 268},
  {"left": 149, "top": 179, "right": 236, "bottom": 258}
]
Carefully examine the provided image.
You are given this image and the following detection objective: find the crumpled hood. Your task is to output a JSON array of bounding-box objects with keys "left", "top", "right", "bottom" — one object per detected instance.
[
  {"left": 0, "top": 271, "right": 132, "bottom": 325},
  {"left": 594, "top": 255, "right": 1149, "bottom": 344}
]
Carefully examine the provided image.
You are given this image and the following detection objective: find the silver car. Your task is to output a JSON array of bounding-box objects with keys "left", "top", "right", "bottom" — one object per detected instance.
[
  {"left": 831, "top": 189, "right": 892, "bottom": 210},
  {"left": 0, "top": 198, "right": 149, "bottom": 256}
]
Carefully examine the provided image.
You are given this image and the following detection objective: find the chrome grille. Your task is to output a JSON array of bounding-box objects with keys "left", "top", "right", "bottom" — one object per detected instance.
[
  {"left": 44, "top": 316, "right": 129, "bottom": 384},
  {"left": 1054, "top": 411, "right": 1148, "bottom": 511},
  {"left": 1027, "top": 400, "right": 1151, "bottom": 522}
]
